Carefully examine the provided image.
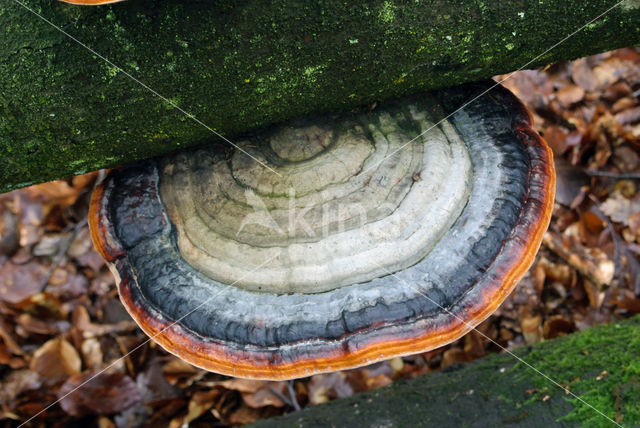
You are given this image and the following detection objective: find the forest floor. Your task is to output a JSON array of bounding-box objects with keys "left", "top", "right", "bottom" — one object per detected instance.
[{"left": 0, "top": 47, "right": 639, "bottom": 427}]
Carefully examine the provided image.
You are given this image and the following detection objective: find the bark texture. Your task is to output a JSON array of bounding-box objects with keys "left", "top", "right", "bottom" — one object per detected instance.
[{"left": 2, "top": 0, "right": 640, "bottom": 192}]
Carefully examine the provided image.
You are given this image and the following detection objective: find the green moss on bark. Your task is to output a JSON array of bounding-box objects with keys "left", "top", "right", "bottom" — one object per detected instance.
[
  {"left": 250, "top": 316, "right": 640, "bottom": 427},
  {"left": 1, "top": 0, "right": 639, "bottom": 192},
  {"left": 521, "top": 319, "right": 640, "bottom": 425}
]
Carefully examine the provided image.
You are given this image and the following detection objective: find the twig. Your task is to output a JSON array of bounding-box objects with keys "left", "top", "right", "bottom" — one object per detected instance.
[
  {"left": 268, "top": 385, "right": 294, "bottom": 409},
  {"left": 542, "top": 229, "right": 614, "bottom": 289},
  {"left": 39, "top": 218, "right": 88, "bottom": 292},
  {"left": 588, "top": 197, "right": 620, "bottom": 280},
  {"left": 267, "top": 381, "right": 301, "bottom": 411},
  {"left": 585, "top": 169, "right": 640, "bottom": 179},
  {"left": 589, "top": 195, "right": 640, "bottom": 296},
  {"left": 287, "top": 380, "right": 301, "bottom": 411}
]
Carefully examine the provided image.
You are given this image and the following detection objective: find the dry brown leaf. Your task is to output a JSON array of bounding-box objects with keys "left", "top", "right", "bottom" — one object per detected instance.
[
  {"left": 97, "top": 416, "right": 116, "bottom": 428},
  {"left": 603, "top": 81, "right": 632, "bottom": 102},
  {"left": 75, "top": 250, "right": 105, "bottom": 272},
  {"left": 32, "top": 234, "right": 64, "bottom": 257},
  {"left": 542, "top": 315, "right": 576, "bottom": 339},
  {"left": 520, "top": 315, "right": 543, "bottom": 345},
  {"left": 583, "top": 279, "right": 606, "bottom": 309},
  {"left": 463, "top": 330, "right": 487, "bottom": 359},
  {"left": 578, "top": 212, "right": 606, "bottom": 247},
  {"left": 612, "top": 146, "right": 640, "bottom": 172},
  {"left": 162, "top": 357, "right": 204, "bottom": 388},
  {"left": 612, "top": 96, "right": 636, "bottom": 113},
  {"left": 571, "top": 58, "right": 598, "bottom": 92},
  {"left": 227, "top": 406, "right": 264, "bottom": 426},
  {"left": 543, "top": 125, "right": 569, "bottom": 156},
  {"left": 24, "top": 173, "right": 96, "bottom": 210},
  {"left": 557, "top": 84, "right": 585, "bottom": 107},
  {"left": 30, "top": 337, "right": 81, "bottom": 382},
  {"left": 80, "top": 337, "right": 103, "bottom": 369},
  {"left": 363, "top": 373, "right": 393, "bottom": 390},
  {"left": 307, "top": 372, "right": 353, "bottom": 405},
  {"left": 554, "top": 159, "right": 589, "bottom": 206},
  {"left": 628, "top": 212, "right": 640, "bottom": 242},
  {"left": 242, "top": 383, "right": 287, "bottom": 408},
  {"left": 15, "top": 194, "right": 44, "bottom": 248},
  {"left": 72, "top": 305, "right": 136, "bottom": 338},
  {"left": 0, "top": 318, "right": 23, "bottom": 356},
  {"left": 615, "top": 106, "right": 640, "bottom": 126},
  {"left": 389, "top": 357, "right": 404, "bottom": 374},
  {"left": 0, "top": 260, "right": 48, "bottom": 304},
  {"left": 0, "top": 369, "right": 41, "bottom": 409},
  {"left": 0, "top": 209, "right": 19, "bottom": 256},
  {"left": 544, "top": 229, "right": 615, "bottom": 288},
  {"left": 610, "top": 290, "right": 640, "bottom": 313},
  {"left": 217, "top": 378, "right": 266, "bottom": 394},
  {"left": 169, "top": 390, "right": 220, "bottom": 427},
  {"left": 57, "top": 371, "right": 141, "bottom": 417},
  {"left": 601, "top": 191, "right": 640, "bottom": 225},
  {"left": 440, "top": 347, "right": 469, "bottom": 368},
  {"left": 15, "top": 313, "right": 59, "bottom": 336},
  {"left": 67, "top": 227, "right": 93, "bottom": 259}
]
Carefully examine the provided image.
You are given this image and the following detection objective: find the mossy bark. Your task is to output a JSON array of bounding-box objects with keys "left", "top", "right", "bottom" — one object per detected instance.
[
  {"left": 250, "top": 315, "right": 640, "bottom": 427},
  {"left": 2, "top": 0, "right": 640, "bottom": 192}
]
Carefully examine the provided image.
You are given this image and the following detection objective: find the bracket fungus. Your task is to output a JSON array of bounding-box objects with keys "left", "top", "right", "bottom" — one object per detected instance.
[{"left": 89, "top": 82, "right": 555, "bottom": 380}]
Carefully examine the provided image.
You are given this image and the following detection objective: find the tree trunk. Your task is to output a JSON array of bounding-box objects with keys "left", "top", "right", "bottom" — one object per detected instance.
[
  {"left": 251, "top": 315, "right": 640, "bottom": 427},
  {"left": 2, "top": 0, "right": 639, "bottom": 192}
]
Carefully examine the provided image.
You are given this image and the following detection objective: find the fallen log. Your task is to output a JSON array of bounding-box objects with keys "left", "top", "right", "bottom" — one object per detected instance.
[
  {"left": 1, "top": 0, "right": 639, "bottom": 192},
  {"left": 251, "top": 315, "right": 640, "bottom": 427}
]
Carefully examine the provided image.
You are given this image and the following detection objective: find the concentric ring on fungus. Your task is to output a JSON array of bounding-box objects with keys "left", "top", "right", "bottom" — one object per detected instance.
[{"left": 89, "top": 81, "right": 555, "bottom": 380}]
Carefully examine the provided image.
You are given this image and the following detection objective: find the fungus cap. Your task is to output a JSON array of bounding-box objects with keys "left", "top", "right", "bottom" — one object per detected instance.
[{"left": 90, "top": 82, "right": 555, "bottom": 380}]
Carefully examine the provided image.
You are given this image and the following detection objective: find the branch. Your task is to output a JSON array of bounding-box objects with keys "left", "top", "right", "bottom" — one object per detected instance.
[{"left": 2, "top": 0, "right": 639, "bottom": 192}]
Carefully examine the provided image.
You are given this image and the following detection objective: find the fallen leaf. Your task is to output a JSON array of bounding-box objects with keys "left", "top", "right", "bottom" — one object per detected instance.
[
  {"left": 0, "top": 369, "right": 41, "bottom": 409},
  {"left": 307, "top": 373, "right": 353, "bottom": 405},
  {"left": 242, "top": 383, "right": 287, "bottom": 408},
  {"left": 80, "top": 337, "right": 103, "bottom": 369},
  {"left": 216, "top": 378, "right": 266, "bottom": 394},
  {"left": 0, "top": 210, "right": 19, "bottom": 257},
  {"left": 520, "top": 314, "right": 543, "bottom": 345},
  {"left": 554, "top": 159, "right": 589, "bottom": 206},
  {"left": 162, "top": 357, "right": 203, "bottom": 388},
  {"left": 72, "top": 305, "right": 136, "bottom": 338},
  {"left": 440, "top": 347, "right": 470, "bottom": 368},
  {"left": 25, "top": 173, "right": 97, "bottom": 211},
  {"left": 0, "top": 260, "right": 48, "bottom": 304},
  {"left": 170, "top": 390, "right": 220, "bottom": 427},
  {"left": 615, "top": 106, "right": 640, "bottom": 126},
  {"left": 601, "top": 191, "right": 640, "bottom": 225},
  {"left": 32, "top": 234, "right": 64, "bottom": 257},
  {"left": 542, "top": 315, "right": 576, "bottom": 339},
  {"left": 227, "top": 406, "right": 264, "bottom": 426},
  {"left": 571, "top": 58, "right": 598, "bottom": 91},
  {"left": 543, "top": 126, "right": 569, "bottom": 156},
  {"left": 57, "top": 371, "right": 141, "bottom": 416},
  {"left": 16, "top": 313, "right": 59, "bottom": 336},
  {"left": 612, "top": 146, "right": 640, "bottom": 172},
  {"left": 557, "top": 84, "right": 585, "bottom": 107},
  {"left": 30, "top": 337, "right": 81, "bottom": 383},
  {"left": 603, "top": 81, "right": 632, "bottom": 102}
]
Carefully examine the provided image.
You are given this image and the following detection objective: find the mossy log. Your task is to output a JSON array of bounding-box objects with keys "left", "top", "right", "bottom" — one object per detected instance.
[
  {"left": 251, "top": 315, "right": 640, "bottom": 427},
  {"left": 2, "top": 0, "right": 640, "bottom": 193}
]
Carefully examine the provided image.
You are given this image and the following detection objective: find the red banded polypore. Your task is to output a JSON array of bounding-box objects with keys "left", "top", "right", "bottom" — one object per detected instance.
[{"left": 90, "top": 82, "right": 555, "bottom": 380}]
